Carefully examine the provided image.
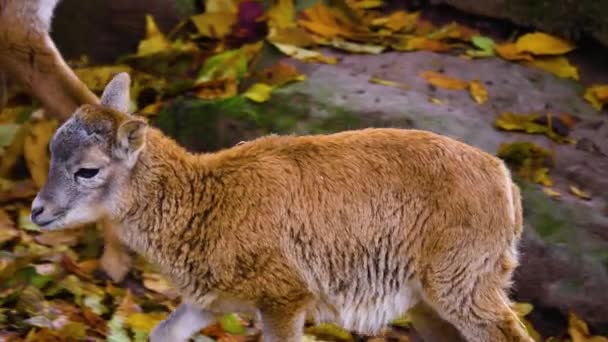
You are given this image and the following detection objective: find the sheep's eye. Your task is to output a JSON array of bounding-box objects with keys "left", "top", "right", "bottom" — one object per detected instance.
[{"left": 75, "top": 168, "right": 99, "bottom": 179}]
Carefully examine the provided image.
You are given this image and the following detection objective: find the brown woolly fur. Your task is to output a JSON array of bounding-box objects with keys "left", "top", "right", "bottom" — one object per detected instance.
[{"left": 33, "top": 73, "right": 532, "bottom": 342}]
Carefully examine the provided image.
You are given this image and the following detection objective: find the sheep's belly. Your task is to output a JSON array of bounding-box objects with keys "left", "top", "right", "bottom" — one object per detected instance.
[{"left": 310, "top": 285, "right": 420, "bottom": 334}]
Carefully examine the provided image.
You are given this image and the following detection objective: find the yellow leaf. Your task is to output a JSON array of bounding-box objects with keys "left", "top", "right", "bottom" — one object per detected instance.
[
  {"left": 193, "top": 78, "right": 238, "bottom": 100},
  {"left": 257, "top": 61, "right": 306, "bottom": 87},
  {"left": 419, "top": 71, "right": 468, "bottom": 90},
  {"left": 190, "top": 12, "right": 236, "bottom": 38},
  {"left": 369, "top": 77, "right": 409, "bottom": 90},
  {"left": 495, "top": 112, "right": 542, "bottom": 132},
  {"left": 532, "top": 167, "right": 553, "bottom": 187},
  {"left": 429, "top": 97, "right": 442, "bottom": 105},
  {"left": 495, "top": 43, "right": 533, "bottom": 61},
  {"left": 126, "top": 312, "right": 167, "bottom": 333},
  {"left": 270, "top": 42, "right": 337, "bottom": 64},
  {"left": 542, "top": 187, "right": 561, "bottom": 198},
  {"left": 137, "top": 15, "right": 171, "bottom": 57},
  {"left": 515, "top": 32, "right": 575, "bottom": 55},
  {"left": 24, "top": 118, "right": 58, "bottom": 188},
  {"left": 569, "top": 185, "right": 591, "bottom": 200},
  {"left": 428, "top": 22, "right": 479, "bottom": 42},
  {"left": 267, "top": 0, "right": 295, "bottom": 30},
  {"left": 496, "top": 141, "right": 553, "bottom": 187},
  {"left": 268, "top": 27, "right": 316, "bottom": 47},
  {"left": 350, "top": 0, "right": 384, "bottom": 9},
  {"left": 568, "top": 313, "right": 608, "bottom": 342},
  {"left": 115, "top": 290, "right": 142, "bottom": 319},
  {"left": 393, "top": 37, "right": 450, "bottom": 52},
  {"left": 205, "top": 0, "right": 239, "bottom": 13},
  {"left": 0, "top": 208, "right": 18, "bottom": 245},
  {"left": 513, "top": 302, "right": 534, "bottom": 317},
  {"left": 305, "top": 323, "right": 353, "bottom": 341},
  {"left": 328, "top": 38, "right": 385, "bottom": 54},
  {"left": 298, "top": 2, "right": 369, "bottom": 40},
  {"left": 583, "top": 85, "right": 608, "bottom": 111},
  {"left": 74, "top": 65, "right": 132, "bottom": 93},
  {"left": 469, "top": 80, "right": 488, "bottom": 104},
  {"left": 371, "top": 11, "right": 419, "bottom": 32},
  {"left": 243, "top": 83, "right": 274, "bottom": 103},
  {"left": 524, "top": 56, "right": 579, "bottom": 80}
]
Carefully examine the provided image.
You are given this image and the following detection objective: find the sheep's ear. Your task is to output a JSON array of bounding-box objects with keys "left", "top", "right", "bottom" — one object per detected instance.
[
  {"left": 115, "top": 119, "right": 147, "bottom": 168},
  {"left": 100, "top": 72, "right": 130, "bottom": 113}
]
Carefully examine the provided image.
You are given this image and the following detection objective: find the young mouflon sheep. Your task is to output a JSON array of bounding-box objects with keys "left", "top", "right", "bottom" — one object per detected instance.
[{"left": 31, "top": 73, "right": 532, "bottom": 342}]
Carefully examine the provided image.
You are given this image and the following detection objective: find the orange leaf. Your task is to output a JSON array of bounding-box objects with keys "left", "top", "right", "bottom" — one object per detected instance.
[
  {"left": 469, "top": 80, "right": 488, "bottom": 104},
  {"left": 495, "top": 43, "right": 533, "bottom": 61},
  {"left": 419, "top": 71, "right": 468, "bottom": 90}
]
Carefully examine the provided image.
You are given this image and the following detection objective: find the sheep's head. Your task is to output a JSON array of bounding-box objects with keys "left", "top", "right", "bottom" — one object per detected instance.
[{"left": 31, "top": 73, "right": 147, "bottom": 230}]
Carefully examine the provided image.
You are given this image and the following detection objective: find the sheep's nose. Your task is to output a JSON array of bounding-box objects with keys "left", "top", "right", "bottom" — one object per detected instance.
[{"left": 31, "top": 205, "right": 45, "bottom": 221}]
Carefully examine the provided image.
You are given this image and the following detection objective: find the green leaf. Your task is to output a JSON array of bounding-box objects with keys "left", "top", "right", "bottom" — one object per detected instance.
[
  {"left": 471, "top": 35, "right": 495, "bottom": 52},
  {"left": 84, "top": 294, "right": 108, "bottom": 315},
  {"left": 0, "top": 124, "right": 20, "bottom": 147},
  {"left": 220, "top": 313, "right": 245, "bottom": 335},
  {"left": 107, "top": 316, "right": 131, "bottom": 342}
]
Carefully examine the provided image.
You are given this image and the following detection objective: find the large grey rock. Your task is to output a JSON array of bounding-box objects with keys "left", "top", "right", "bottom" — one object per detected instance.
[
  {"left": 262, "top": 50, "right": 608, "bottom": 330},
  {"left": 431, "top": 0, "right": 608, "bottom": 46}
]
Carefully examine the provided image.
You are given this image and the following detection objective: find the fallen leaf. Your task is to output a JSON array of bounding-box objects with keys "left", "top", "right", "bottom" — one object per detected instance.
[
  {"left": 219, "top": 313, "right": 245, "bottom": 335},
  {"left": 495, "top": 43, "right": 533, "bottom": 61},
  {"left": 328, "top": 38, "right": 385, "bottom": 54},
  {"left": 583, "top": 84, "right": 608, "bottom": 111},
  {"left": 305, "top": 323, "right": 353, "bottom": 341},
  {"left": 428, "top": 22, "right": 478, "bottom": 42},
  {"left": 205, "top": 0, "right": 239, "bottom": 13},
  {"left": 525, "top": 56, "right": 579, "bottom": 80},
  {"left": 515, "top": 32, "right": 575, "bottom": 55},
  {"left": 419, "top": 71, "right": 468, "bottom": 90},
  {"left": 393, "top": 37, "right": 450, "bottom": 52},
  {"left": 193, "top": 78, "right": 239, "bottom": 100},
  {"left": 34, "top": 230, "right": 83, "bottom": 247},
  {"left": 197, "top": 43, "right": 262, "bottom": 83},
  {"left": 0, "top": 124, "right": 20, "bottom": 147},
  {"left": 469, "top": 80, "right": 488, "bottom": 104},
  {"left": 369, "top": 77, "right": 409, "bottom": 90},
  {"left": 126, "top": 312, "right": 166, "bottom": 334},
  {"left": 137, "top": 15, "right": 172, "bottom": 57},
  {"left": 24, "top": 118, "right": 58, "bottom": 188},
  {"left": 496, "top": 141, "right": 553, "bottom": 186},
  {"left": 568, "top": 313, "right": 608, "bottom": 342},
  {"left": 495, "top": 112, "right": 571, "bottom": 142},
  {"left": 0, "top": 208, "right": 18, "bottom": 245},
  {"left": 190, "top": 12, "right": 237, "bottom": 38},
  {"left": 471, "top": 35, "right": 495, "bottom": 53},
  {"left": 267, "top": 27, "right": 316, "bottom": 47},
  {"left": 267, "top": 0, "right": 295, "bottom": 30},
  {"left": 74, "top": 65, "right": 132, "bottom": 93},
  {"left": 429, "top": 97, "right": 442, "bottom": 105},
  {"left": 243, "top": 83, "right": 274, "bottom": 103},
  {"left": 569, "top": 185, "right": 591, "bottom": 200},
  {"left": 371, "top": 11, "right": 419, "bottom": 32},
  {"left": 270, "top": 42, "right": 337, "bottom": 64},
  {"left": 542, "top": 187, "right": 561, "bottom": 198},
  {"left": 256, "top": 61, "right": 306, "bottom": 87}
]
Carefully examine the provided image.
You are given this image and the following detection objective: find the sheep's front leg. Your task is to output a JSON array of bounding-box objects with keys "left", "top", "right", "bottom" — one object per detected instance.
[{"left": 150, "top": 303, "right": 215, "bottom": 342}]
